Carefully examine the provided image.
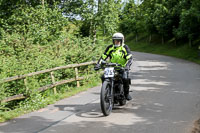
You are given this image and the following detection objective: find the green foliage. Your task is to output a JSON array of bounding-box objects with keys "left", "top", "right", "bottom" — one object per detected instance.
[
  {"left": 61, "top": 0, "right": 84, "bottom": 19},
  {"left": 19, "top": 93, "right": 51, "bottom": 111},
  {"left": 126, "top": 33, "right": 200, "bottom": 64},
  {"left": 1, "top": 5, "right": 69, "bottom": 45},
  {"left": 175, "top": 8, "right": 200, "bottom": 41},
  {"left": 79, "top": 0, "right": 122, "bottom": 38},
  {"left": 153, "top": 3, "right": 170, "bottom": 36},
  {"left": 120, "top": 1, "right": 144, "bottom": 40},
  {"left": 120, "top": 0, "right": 200, "bottom": 46},
  {"left": 0, "top": 76, "right": 101, "bottom": 122},
  {"left": 98, "top": 0, "right": 122, "bottom": 35},
  {"left": 0, "top": 3, "right": 104, "bottom": 116},
  {"left": 0, "top": 34, "right": 103, "bottom": 107}
]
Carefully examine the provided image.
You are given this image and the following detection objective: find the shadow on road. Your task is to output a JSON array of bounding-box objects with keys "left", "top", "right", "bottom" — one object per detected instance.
[{"left": 1, "top": 55, "right": 199, "bottom": 133}]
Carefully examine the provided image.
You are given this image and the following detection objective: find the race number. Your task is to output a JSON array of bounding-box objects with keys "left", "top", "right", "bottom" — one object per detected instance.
[{"left": 104, "top": 67, "right": 114, "bottom": 78}]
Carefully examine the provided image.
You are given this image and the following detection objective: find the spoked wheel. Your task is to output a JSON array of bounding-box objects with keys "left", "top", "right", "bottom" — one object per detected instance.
[{"left": 100, "top": 81, "right": 113, "bottom": 116}]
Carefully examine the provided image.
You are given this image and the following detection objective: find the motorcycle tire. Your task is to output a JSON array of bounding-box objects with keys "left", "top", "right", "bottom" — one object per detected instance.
[{"left": 100, "top": 81, "right": 113, "bottom": 116}]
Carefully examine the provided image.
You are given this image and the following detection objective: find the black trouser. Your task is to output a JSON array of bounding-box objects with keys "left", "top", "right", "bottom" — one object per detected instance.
[{"left": 122, "top": 70, "right": 130, "bottom": 95}]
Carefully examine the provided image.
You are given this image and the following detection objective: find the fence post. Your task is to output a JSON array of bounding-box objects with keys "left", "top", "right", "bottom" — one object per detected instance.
[
  {"left": 75, "top": 67, "right": 80, "bottom": 87},
  {"left": 24, "top": 78, "right": 29, "bottom": 93},
  {"left": 1, "top": 61, "right": 96, "bottom": 103},
  {"left": 50, "top": 72, "right": 57, "bottom": 94}
]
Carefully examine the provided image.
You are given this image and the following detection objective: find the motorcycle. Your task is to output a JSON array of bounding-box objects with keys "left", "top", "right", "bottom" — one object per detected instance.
[{"left": 95, "top": 62, "right": 127, "bottom": 116}]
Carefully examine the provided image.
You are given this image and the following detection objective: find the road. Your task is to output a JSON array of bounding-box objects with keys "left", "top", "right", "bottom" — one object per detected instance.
[{"left": 0, "top": 52, "right": 200, "bottom": 133}]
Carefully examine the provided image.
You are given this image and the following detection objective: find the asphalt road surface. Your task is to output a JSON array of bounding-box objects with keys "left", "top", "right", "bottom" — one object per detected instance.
[{"left": 1, "top": 52, "right": 200, "bottom": 133}]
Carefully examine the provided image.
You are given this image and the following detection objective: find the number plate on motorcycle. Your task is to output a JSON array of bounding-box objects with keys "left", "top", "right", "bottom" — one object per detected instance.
[{"left": 104, "top": 67, "right": 114, "bottom": 78}]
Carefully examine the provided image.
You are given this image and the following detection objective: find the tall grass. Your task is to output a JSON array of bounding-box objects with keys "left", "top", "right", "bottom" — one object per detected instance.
[{"left": 126, "top": 34, "right": 200, "bottom": 65}]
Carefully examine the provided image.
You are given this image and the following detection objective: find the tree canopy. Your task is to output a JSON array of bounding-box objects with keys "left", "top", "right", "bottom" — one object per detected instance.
[{"left": 121, "top": 0, "right": 200, "bottom": 46}]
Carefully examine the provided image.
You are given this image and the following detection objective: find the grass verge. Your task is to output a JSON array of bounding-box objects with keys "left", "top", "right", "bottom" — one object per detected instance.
[
  {"left": 0, "top": 76, "right": 101, "bottom": 123},
  {"left": 126, "top": 39, "right": 200, "bottom": 65}
]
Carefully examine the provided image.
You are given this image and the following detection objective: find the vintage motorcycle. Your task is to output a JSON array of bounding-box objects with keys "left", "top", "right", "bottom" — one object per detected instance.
[{"left": 95, "top": 62, "right": 127, "bottom": 116}]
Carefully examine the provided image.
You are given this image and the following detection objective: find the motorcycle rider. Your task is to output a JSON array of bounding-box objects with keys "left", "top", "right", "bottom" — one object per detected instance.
[{"left": 95, "top": 32, "right": 133, "bottom": 100}]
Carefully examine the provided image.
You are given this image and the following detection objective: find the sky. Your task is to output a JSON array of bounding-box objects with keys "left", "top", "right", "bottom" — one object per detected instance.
[
  {"left": 66, "top": 0, "right": 142, "bottom": 20},
  {"left": 123, "top": 0, "right": 142, "bottom": 5}
]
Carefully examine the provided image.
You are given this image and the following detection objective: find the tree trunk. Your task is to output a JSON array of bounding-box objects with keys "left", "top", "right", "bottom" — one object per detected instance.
[
  {"left": 98, "top": 0, "right": 102, "bottom": 12},
  {"left": 135, "top": 34, "right": 138, "bottom": 42},
  {"left": 174, "top": 37, "right": 177, "bottom": 46},
  {"left": 189, "top": 38, "right": 192, "bottom": 47},
  {"left": 162, "top": 35, "right": 164, "bottom": 45},
  {"left": 89, "top": 18, "right": 94, "bottom": 43},
  {"left": 93, "top": 26, "right": 96, "bottom": 45},
  {"left": 90, "top": 0, "right": 95, "bottom": 44},
  {"left": 42, "top": 0, "right": 44, "bottom": 7},
  {"left": 149, "top": 34, "right": 152, "bottom": 43},
  {"left": 103, "top": 27, "right": 105, "bottom": 44},
  {"left": 56, "top": 44, "right": 60, "bottom": 58}
]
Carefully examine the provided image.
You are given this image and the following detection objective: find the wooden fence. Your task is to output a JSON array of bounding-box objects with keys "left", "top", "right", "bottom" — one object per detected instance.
[{"left": 0, "top": 61, "right": 96, "bottom": 103}]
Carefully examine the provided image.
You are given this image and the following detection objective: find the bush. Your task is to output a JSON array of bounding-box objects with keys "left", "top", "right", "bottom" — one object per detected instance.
[{"left": 0, "top": 5, "right": 104, "bottom": 112}]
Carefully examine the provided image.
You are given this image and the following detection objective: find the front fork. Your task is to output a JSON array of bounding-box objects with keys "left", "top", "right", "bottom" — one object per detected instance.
[
  {"left": 102, "top": 75, "right": 114, "bottom": 105},
  {"left": 107, "top": 78, "right": 114, "bottom": 106}
]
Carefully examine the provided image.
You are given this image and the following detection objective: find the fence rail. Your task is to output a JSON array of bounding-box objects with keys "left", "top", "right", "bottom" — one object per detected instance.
[{"left": 0, "top": 61, "right": 96, "bottom": 103}]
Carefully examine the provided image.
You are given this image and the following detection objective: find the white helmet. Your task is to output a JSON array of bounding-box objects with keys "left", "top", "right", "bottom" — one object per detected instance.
[{"left": 112, "top": 32, "right": 124, "bottom": 45}]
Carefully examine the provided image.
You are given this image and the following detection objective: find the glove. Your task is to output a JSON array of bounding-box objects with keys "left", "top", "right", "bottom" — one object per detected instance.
[
  {"left": 94, "top": 64, "right": 101, "bottom": 71},
  {"left": 101, "top": 60, "right": 106, "bottom": 65}
]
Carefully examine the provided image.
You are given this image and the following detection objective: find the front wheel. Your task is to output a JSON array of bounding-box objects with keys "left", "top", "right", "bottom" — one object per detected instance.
[{"left": 100, "top": 81, "right": 113, "bottom": 116}]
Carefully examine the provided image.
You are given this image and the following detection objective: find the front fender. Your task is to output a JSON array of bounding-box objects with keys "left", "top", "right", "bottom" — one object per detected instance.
[{"left": 101, "top": 75, "right": 112, "bottom": 82}]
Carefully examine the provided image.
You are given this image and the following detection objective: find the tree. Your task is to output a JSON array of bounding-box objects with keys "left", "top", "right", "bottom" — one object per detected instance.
[
  {"left": 80, "top": 0, "right": 122, "bottom": 44},
  {"left": 152, "top": 1, "right": 170, "bottom": 44},
  {"left": 172, "top": 0, "right": 200, "bottom": 47},
  {"left": 60, "top": 0, "right": 84, "bottom": 20},
  {"left": 120, "top": 0, "right": 144, "bottom": 42},
  {"left": 140, "top": 0, "right": 157, "bottom": 42},
  {"left": 99, "top": 0, "right": 122, "bottom": 36},
  {"left": 0, "top": 5, "right": 69, "bottom": 45}
]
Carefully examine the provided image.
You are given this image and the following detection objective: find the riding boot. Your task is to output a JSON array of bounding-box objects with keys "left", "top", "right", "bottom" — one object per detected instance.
[
  {"left": 125, "top": 93, "right": 132, "bottom": 101},
  {"left": 122, "top": 71, "right": 132, "bottom": 100}
]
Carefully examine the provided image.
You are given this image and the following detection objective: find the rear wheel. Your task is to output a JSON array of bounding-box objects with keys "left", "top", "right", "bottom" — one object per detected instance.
[{"left": 100, "top": 81, "right": 113, "bottom": 116}]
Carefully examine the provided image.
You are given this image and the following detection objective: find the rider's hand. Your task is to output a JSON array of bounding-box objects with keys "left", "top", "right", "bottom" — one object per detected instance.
[
  {"left": 94, "top": 64, "right": 101, "bottom": 71},
  {"left": 101, "top": 60, "right": 106, "bottom": 65}
]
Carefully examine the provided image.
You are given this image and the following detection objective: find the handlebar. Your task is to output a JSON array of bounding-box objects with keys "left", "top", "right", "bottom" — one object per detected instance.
[
  {"left": 94, "top": 62, "right": 124, "bottom": 71},
  {"left": 104, "top": 63, "right": 121, "bottom": 67}
]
